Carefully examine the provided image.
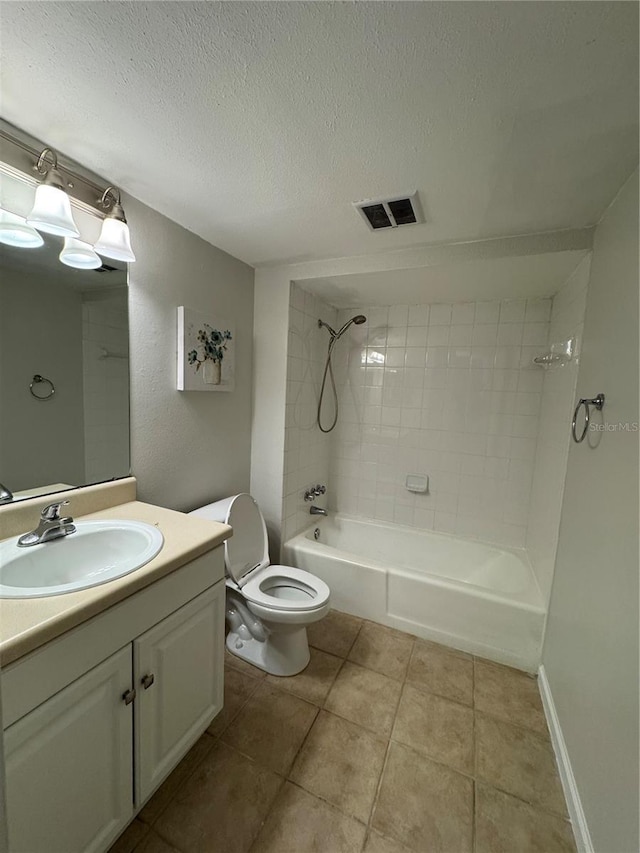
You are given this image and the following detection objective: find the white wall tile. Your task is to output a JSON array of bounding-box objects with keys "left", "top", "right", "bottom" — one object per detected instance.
[
  {"left": 472, "top": 324, "right": 498, "bottom": 346},
  {"left": 320, "top": 297, "right": 550, "bottom": 549},
  {"left": 429, "top": 303, "right": 452, "bottom": 325},
  {"left": 475, "top": 301, "right": 500, "bottom": 324},
  {"left": 407, "top": 304, "right": 429, "bottom": 326},
  {"left": 426, "top": 325, "right": 449, "bottom": 346},
  {"left": 525, "top": 297, "right": 552, "bottom": 323},
  {"left": 451, "top": 302, "right": 475, "bottom": 325},
  {"left": 281, "top": 283, "right": 578, "bottom": 572},
  {"left": 500, "top": 299, "right": 526, "bottom": 323},
  {"left": 449, "top": 324, "right": 474, "bottom": 346},
  {"left": 389, "top": 304, "right": 409, "bottom": 326}
]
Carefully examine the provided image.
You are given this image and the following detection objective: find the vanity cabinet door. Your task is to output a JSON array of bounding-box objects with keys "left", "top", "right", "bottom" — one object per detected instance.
[
  {"left": 3, "top": 646, "right": 133, "bottom": 853},
  {"left": 134, "top": 581, "right": 224, "bottom": 806}
]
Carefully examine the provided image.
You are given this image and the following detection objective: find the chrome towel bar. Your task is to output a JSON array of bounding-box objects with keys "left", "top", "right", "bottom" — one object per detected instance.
[
  {"left": 29, "top": 374, "right": 55, "bottom": 401},
  {"left": 572, "top": 393, "right": 605, "bottom": 443}
]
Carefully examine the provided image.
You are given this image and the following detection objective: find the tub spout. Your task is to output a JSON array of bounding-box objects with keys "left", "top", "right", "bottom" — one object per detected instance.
[{"left": 310, "top": 505, "right": 327, "bottom": 516}]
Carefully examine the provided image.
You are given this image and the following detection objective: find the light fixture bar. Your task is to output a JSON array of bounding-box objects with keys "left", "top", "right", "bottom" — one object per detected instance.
[{"left": 0, "top": 120, "right": 116, "bottom": 217}]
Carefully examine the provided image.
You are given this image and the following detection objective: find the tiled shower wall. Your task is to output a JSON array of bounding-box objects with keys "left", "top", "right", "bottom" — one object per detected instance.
[
  {"left": 326, "top": 297, "right": 552, "bottom": 549},
  {"left": 282, "top": 284, "right": 336, "bottom": 542},
  {"left": 526, "top": 258, "right": 589, "bottom": 601}
]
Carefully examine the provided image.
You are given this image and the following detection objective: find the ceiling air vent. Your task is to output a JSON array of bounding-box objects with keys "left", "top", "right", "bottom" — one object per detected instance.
[
  {"left": 94, "top": 263, "right": 119, "bottom": 273},
  {"left": 354, "top": 192, "right": 423, "bottom": 232}
]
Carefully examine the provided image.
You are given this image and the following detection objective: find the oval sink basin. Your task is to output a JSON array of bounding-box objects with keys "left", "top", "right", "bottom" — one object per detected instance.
[{"left": 0, "top": 520, "right": 164, "bottom": 598}]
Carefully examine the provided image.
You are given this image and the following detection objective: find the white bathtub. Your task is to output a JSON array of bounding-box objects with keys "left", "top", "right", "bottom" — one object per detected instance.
[{"left": 283, "top": 515, "right": 546, "bottom": 672}]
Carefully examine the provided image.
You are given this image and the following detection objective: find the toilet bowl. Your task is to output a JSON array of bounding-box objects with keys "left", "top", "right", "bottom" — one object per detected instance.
[{"left": 190, "top": 493, "right": 330, "bottom": 675}]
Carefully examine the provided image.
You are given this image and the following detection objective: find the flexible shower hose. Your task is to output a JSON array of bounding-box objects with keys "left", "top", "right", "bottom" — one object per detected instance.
[{"left": 317, "top": 337, "right": 339, "bottom": 433}]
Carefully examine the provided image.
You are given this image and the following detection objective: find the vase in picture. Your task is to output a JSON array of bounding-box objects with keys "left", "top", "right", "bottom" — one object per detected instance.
[{"left": 202, "top": 360, "right": 221, "bottom": 385}]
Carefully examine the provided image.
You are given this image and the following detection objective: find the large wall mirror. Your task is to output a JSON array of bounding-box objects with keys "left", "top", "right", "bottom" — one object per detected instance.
[{"left": 0, "top": 233, "right": 130, "bottom": 503}]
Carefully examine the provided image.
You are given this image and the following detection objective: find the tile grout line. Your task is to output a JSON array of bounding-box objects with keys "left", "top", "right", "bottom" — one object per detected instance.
[
  {"left": 362, "top": 636, "right": 416, "bottom": 851},
  {"left": 246, "top": 775, "right": 288, "bottom": 853},
  {"left": 247, "top": 629, "right": 361, "bottom": 853},
  {"left": 211, "top": 669, "right": 262, "bottom": 739},
  {"left": 474, "top": 707, "right": 553, "bottom": 743},
  {"left": 141, "top": 732, "right": 218, "bottom": 835},
  {"left": 473, "top": 777, "right": 572, "bottom": 822},
  {"left": 284, "top": 776, "right": 370, "bottom": 834}
]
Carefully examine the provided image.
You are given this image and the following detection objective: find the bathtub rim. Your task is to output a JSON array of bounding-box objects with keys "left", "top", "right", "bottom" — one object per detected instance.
[{"left": 284, "top": 513, "right": 546, "bottom": 614}]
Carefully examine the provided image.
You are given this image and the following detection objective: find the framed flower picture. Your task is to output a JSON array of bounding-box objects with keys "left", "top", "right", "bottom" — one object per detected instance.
[{"left": 177, "top": 306, "right": 235, "bottom": 392}]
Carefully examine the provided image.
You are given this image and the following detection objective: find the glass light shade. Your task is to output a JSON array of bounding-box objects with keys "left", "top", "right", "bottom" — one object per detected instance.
[
  {"left": 0, "top": 209, "right": 44, "bottom": 248},
  {"left": 26, "top": 184, "right": 80, "bottom": 238},
  {"left": 59, "top": 237, "right": 102, "bottom": 270},
  {"left": 94, "top": 217, "right": 135, "bottom": 262}
]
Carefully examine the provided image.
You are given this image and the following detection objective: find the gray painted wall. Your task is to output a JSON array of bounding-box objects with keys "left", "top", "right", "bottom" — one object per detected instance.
[
  {"left": 543, "top": 169, "right": 639, "bottom": 852},
  {"left": 0, "top": 269, "right": 85, "bottom": 492},
  {"left": 125, "top": 195, "right": 254, "bottom": 511}
]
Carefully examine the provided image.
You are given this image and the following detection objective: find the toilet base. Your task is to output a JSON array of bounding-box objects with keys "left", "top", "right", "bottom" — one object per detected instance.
[{"left": 226, "top": 627, "right": 311, "bottom": 676}]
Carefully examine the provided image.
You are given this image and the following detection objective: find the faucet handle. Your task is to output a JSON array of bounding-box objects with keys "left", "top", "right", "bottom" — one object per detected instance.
[
  {"left": 41, "top": 500, "right": 70, "bottom": 521},
  {"left": 314, "top": 484, "right": 326, "bottom": 495}
]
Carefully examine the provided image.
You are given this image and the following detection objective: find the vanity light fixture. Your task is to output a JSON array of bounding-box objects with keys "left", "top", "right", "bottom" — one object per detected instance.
[
  {"left": 0, "top": 207, "right": 44, "bottom": 248},
  {"left": 26, "top": 148, "right": 80, "bottom": 238},
  {"left": 59, "top": 237, "right": 102, "bottom": 270},
  {"left": 94, "top": 186, "right": 135, "bottom": 262}
]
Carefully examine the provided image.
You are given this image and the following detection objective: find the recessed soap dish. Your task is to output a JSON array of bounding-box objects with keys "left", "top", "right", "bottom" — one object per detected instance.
[
  {"left": 406, "top": 474, "right": 429, "bottom": 494},
  {"left": 533, "top": 338, "right": 575, "bottom": 369}
]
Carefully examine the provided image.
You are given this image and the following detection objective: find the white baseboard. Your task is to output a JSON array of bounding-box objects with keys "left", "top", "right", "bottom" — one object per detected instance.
[{"left": 538, "top": 665, "right": 594, "bottom": 853}]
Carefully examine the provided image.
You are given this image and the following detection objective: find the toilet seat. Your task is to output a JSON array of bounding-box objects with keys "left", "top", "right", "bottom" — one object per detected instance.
[{"left": 241, "top": 565, "right": 330, "bottom": 612}]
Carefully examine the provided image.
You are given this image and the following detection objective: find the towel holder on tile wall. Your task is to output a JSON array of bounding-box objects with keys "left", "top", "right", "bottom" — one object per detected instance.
[
  {"left": 572, "top": 393, "right": 605, "bottom": 443},
  {"left": 29, "top": 374, "right": 55, "bottom": 401}
]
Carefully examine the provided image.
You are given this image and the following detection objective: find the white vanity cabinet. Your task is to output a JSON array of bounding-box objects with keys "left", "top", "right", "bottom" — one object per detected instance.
[
  {"left": 2, "top": 549, "right": 226, "bottom": 853},
  {"left": 4, "top": 646, "right": 133, "bottom": 853},
  {"left": 134, "top": 585, "right": 223, "bottom": 804}
]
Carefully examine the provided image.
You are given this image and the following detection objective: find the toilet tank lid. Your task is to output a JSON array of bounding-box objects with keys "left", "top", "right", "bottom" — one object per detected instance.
[
  {"left": 189, "top": 493, "right": 269, "bottom": 585},
  {"left": 189, "top": 496, "right": 236, "bottom": 524}
]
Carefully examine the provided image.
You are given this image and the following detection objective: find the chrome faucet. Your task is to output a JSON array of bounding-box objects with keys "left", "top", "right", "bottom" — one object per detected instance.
[
  {"left": 310, "top": 506, "right": 327, "bottom": 516},
  {"left": 17, "top": 501, "right": 76, "bottom": 547},
  {"left": 0, "top": 481, "right": 13, "bottom": 504}
]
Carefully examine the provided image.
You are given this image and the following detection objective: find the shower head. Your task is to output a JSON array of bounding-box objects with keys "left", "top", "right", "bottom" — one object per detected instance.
[
  {"left": 336, "top": 314, "right": 367, "bottom": 338},
  {"left": 318, "top": 314, "right": 367, "bottom": 340}
]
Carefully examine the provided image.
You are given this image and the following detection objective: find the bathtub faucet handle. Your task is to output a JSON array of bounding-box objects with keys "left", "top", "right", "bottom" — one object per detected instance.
[{"left": 304, "top": 484, "right": 326, "bottom": 501}]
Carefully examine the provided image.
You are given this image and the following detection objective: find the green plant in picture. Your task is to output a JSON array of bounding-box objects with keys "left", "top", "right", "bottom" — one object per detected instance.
[{"left": 188, "top": 325, "right": 233, "bottom": 371}]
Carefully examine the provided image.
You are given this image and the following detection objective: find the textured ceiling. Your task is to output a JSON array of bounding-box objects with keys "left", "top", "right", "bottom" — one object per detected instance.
[{"left": 0, "top": 2, "right": 637, "bottom": 266}]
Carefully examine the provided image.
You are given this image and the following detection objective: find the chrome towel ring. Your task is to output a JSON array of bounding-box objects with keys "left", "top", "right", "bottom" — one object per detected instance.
[
  {"left": 30, "top": 374, "right": 55, "bottom": 401},
  {"left": 572, "top": 393, "right": 605, "bottom": 443}
]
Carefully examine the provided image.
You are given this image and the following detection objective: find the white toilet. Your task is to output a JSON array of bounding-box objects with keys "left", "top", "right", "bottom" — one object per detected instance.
[{"left": 190, "top": 493, "right": 330, "bottom": 676}]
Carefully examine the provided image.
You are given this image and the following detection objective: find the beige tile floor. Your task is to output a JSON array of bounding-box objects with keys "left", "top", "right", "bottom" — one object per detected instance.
[{"left": 110, "top": 610, "right": 576, "bottom": 853}]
